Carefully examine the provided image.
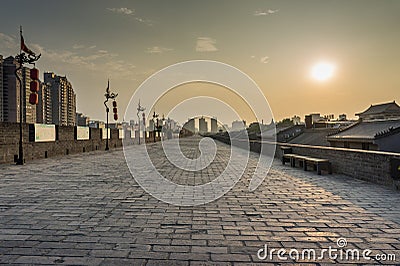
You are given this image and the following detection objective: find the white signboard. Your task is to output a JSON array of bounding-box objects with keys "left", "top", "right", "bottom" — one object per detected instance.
[
  {"left": 102, "top": 128, "right": 111, "bottom": 139},
  {"left": 34, "top": 124, "right": 56, "bottom": 142},
  {"left": 119, "top": 129, "right": 125, "bottom": 139},
  {"left": 76, "top": 126, "right": 89, "bottom": 140}
]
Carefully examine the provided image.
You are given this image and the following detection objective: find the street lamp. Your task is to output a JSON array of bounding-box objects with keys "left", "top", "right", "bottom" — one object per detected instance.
[
  {"left": 136, "top": 100, "right": 145, "bottom": 144},
  {"left": 15, "top": 26, "right": 41, "bottom": 165},
  {"left": 152, "top": 111, "right": 158, "bottom": 142},
  {"left": 161, "top": 114, "right": 165, "bottom": 140},
  {"left": 103, "top": 80, "right": 118, "bottom": 151}
]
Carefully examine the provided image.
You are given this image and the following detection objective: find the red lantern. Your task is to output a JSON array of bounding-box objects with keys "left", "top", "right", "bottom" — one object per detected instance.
[
  {"left": 114, "top": 113, "right": 118, "bottom": 120},
  {"left": 30, "top": 68, "right": 39, "bottom": 80},
  {"left": 29, "top": 93, "right": 38, "bottom": 105},
  {"left": 112, "top": 101, "right": 117, "bottom": 107},
  {"left": 113, "top": 107, "right": 117, "bottom": 113},
  {"left": 30, "top": 80, "right": 39, "bottom": 92}
]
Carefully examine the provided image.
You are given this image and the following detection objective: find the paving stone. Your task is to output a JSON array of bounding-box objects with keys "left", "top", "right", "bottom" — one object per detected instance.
[{"left": 0, "top": 136, "right": 399, "bottom": 264}]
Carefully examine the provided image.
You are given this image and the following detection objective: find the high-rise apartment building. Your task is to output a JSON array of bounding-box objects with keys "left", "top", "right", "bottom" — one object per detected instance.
[
  {"left": 183, "top": 118, "right": 195, "bottom": 133},
  {"left": 76, "top": 112, "right": 90, "bottom": 126},
  {"left": 0, "top": 55, "right": 3, "bottom": 122},
  {"left": 1, "top": 56, "right": 36, "bottom": 123},
  {"left": 210, "top": 117, "right": 218, "bottom": 133},
  {"left": 44, "top": 72, "right": 76, "bottom": 126},
  {"left": 199, "top": 117, "right": 208, "bottom": 133},
  {"left": 36, "top": 81, "right": 52, "bottom": 124}
]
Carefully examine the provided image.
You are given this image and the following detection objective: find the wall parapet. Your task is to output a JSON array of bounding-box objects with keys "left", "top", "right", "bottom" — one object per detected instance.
[
  {"left": 0, "top": 122, "right": 123, "bottom": 164},
  {"left": 210, "top": 135, "right": 400, "bottom": 190}
]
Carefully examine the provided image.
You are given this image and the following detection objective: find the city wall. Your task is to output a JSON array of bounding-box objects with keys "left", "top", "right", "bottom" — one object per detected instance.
[
  {"left": 0, "top": 122, "right": 123, "bottom": 164},
  {"left": 212, "top": 135, "right": 400, "bottom": 190}
]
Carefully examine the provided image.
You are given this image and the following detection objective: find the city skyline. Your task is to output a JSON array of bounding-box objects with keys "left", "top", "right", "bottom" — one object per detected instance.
[{"left": 0, "top": 0, "right": 399, "bottom": 125}]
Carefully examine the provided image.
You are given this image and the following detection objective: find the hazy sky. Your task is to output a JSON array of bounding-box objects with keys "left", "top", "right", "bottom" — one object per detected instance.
[{"left": 1, "top": 0, "right": 399, "bottom": 125}]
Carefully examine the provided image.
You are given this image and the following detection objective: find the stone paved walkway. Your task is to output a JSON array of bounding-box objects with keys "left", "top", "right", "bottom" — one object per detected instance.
[{"left": 0, "top": 136, "right": 399, "bottom": 265}]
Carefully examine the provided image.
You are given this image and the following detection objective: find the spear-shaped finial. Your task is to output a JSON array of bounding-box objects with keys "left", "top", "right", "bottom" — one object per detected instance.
[{"left": 106, "top": 79, "right": 110, "bottom": 94}]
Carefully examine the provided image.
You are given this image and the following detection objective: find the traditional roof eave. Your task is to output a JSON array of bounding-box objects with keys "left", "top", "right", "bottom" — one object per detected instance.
[{"left": 327, "top": 136, "right": 374, "bottom": 143}]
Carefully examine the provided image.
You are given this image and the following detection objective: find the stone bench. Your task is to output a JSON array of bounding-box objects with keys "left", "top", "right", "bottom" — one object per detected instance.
[{"left": 282, "top": 153, "right": 332, "bottom": 175}]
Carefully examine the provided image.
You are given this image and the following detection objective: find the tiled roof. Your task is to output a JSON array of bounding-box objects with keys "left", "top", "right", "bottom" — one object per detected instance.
[
  {"left": 288, "top": 128, "right": 338, "bottom": 146},
  {"left": 356, "top": 101, "right": 400, "bottom": 116},
  {"left": 327, "top": 119, "right": 400, "bottom": 141}
]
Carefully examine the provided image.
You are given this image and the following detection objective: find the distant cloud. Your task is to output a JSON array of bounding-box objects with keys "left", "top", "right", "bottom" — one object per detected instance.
[
  {"left": 0, "top": 32, "right": 18, "bottom": 51},
  {"left": 196, "top": 37, "right": 218, "bottom": 52},
  {"left": 107, "top": 7, "right": 134, "bottom": 15},
  {"left": 0, "top": 31, "right": 135, "bottom": 79},
  {"left": 42, "top": 48, "right": 136, "bottom": 78},
  {"left": 250, "top": 54, "right": 269, "bottom": 64},
  {"left": 72, "top": 44, "right": 85, "bottom": 49},
  {"left": 260, "top": 56, "right": 269, "bottom": 63},
  {"left": 146, "top": 46, "right": 172, "bottom": 54},
  {"left": 107, "top": 7, "right": 153, "bottom": 26},
  {"left": 254, "top": 9, "right": 279, "bottom": 16},
  {"left": 0, "top": 32, "right": 44, "bottom": 55},
  {"left": 137, "top": 18, "right": 154, "bottom": 26}
]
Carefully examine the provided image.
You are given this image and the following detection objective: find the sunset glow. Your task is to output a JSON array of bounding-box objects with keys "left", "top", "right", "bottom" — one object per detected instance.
[{"left": 311, "top": 62, "right": 335, "bottom": 82}]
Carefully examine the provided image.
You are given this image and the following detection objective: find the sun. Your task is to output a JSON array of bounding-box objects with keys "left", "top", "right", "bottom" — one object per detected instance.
[{"left": 311, "top": 62, "right": 335, "bottom": 81}]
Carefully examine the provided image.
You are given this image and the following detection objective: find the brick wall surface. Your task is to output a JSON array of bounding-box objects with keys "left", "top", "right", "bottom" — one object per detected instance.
[
  {"left": 0, "top": 123, "right": 123, "bottom": 164},
  {"left": 211, "top": 135, "right": 400, "bottom": 190}
]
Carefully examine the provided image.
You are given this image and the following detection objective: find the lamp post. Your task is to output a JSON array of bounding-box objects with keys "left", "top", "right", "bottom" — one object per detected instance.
[
  {"left": 15, "top": 26, "right": 41, "bottom": 165},
  {"left": 136, "top": 100, "right": 145, "bottom": 144},
  {"left": 103, "top": 80, "right": 118, "bottom": 151},
  {"left": 152, "top": 111, "right": 158, "bottom": 142},
  {"left": 161, "top": 114, "right": 165, "bottom": 140}
]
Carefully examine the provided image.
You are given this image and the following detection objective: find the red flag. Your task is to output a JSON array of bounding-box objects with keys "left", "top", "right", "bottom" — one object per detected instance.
[{"left": 21, "top": 35, "right": 35, "bottom": 56}]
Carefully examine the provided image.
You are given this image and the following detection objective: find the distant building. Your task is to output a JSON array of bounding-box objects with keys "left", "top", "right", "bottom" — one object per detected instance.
[
  {"left": 149, "top": 119, "right": 155, "bottom": 131},
  {"left": 1, "top": 56, "right": 36, "bottom": 123},
  {"left": 199, "top": 117, "right": 208, "bottom": 133},
  {"left": 338, "top": 114, "right": 347, "bottom": 121},
  {"left": 326, "top": 101, "right": 400, "bottom": 152},
  {"left": 289, "top": 128, "right": 340, "bottom": 146},
  {"left": 231, "top": 120, "right": 246, "bottom": 131},
  {"left": 304, "top": 113, "right": 324, "bottom": 128},
  {"left": 323, "top": 114, "right": 334, "bottom": 121},
  {"left": 0, "top": 55, "right": 3, "bottom": 122},
  {"left": 182, "top": 118, "right": 195, "bottom": 133},
  {"left": 168, "top": 118, "right": 179, "bottom": 132},
  {"left": 108, "top": 123, "right": 123, "bottom": 129},
  {"left": 44, "top": 72, "right": 76, "bottom": 126},
  {"left": 36, "top": 81, "right": 52, "bottom": 124},
  {"left": 210, "top": 117, "right": 218, "bottom": 133},
  {"left": 292, "top": 115, "right": 301, "bottom": 125},
  {"left": 306, "top": 112, "right": 353, "bottom": 129},
  {"left": 180, "top": 118, "right": 195, "bottom": 137},
  {"left": 327, "top": 119, "right": 400, "bottom": 152},
  {"left": 260, "top": 124, "right": 304, "bottom": 142},
  {"left": 76, "top": 112, "right": 90, "bottom": 126},
  {"left": 277, "top": 125, "right": 304, "bottom": 142},
  {"left": 89, "top": 120, "right": 105, "bottom": 129},
  {"left": 356, "top": 101, "right": 400, "bottom": 121}
]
